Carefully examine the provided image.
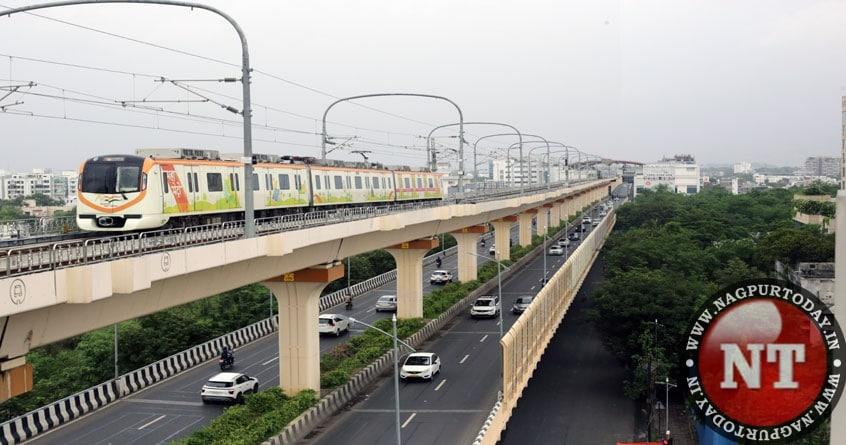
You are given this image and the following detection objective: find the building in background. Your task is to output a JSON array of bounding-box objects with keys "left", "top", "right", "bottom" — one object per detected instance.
[
  {"left": 0, "top": 169, "right": 77, "bottom": 204},
  {"left": 733, "top": 162, "right": 752, "bottom": 174},
  {"left": 802, "top": 156, "right": 841, "bottom": 179},
  {"left": 633, "top": 154, "right": 700, "bottom": 196}
]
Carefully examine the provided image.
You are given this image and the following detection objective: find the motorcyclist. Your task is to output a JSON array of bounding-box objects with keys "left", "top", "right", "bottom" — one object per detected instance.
[
  {"left": 221, "top": 346, "right": 234, "bottom": 366},
  {"left": 480, "top": 238, "right": 486, "bottom": 247},
  {"left": 435, "top": 256, "right": 442, "bottom": 268},
  {"left": 345, "top": 294, "right": 354, "bottom": 311}
]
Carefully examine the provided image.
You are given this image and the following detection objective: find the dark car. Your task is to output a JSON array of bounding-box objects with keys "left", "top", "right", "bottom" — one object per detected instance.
[{"left": 512, "top": 296, "right": 534, "bottom": 314}]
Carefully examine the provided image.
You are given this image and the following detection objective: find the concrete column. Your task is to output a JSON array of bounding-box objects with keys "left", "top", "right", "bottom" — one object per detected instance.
[
  {"left": 550, "top": 202, "right": 562, "bottom": 229},
  {"left": 518, "top": 209, "right": 536, "bottom": 247},
  {"left": 0, "top": 358, "right": 32, "bottom": 402},
  {"left": 386, "top": 238, "right": 439, "bottom": 319},
  {"left": 492, "top": 216, "right": 516, "bottom": 261},
  {"left": 451, "top": 225, "right": 488, "bottom": 282},
  {"left": 264, "top": 263, "right": 344, "bottom": 394},
  {"left": 536, "top": 206, "right": 549, "bottom": 235}
]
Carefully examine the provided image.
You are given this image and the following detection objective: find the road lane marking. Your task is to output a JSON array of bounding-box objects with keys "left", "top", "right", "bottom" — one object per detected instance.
[
  {"left": 530, "top": 285, "right": 537, "bottom": 290},
  {"left": 496, "top": 320, "right": 501, "bottom": 326},
  {"left": 459, "top": 354, "right": 469, "bottom": 364},
  {"left": 125, "top": 399, "right": 204, "bottom": 407},
  {"left": 401, "top": 412, "right": 417, "bottom": 428},
  {"left": 138, "top": 415, "right": 166, "bottom": 430},
  {"left": 480, "top": 335, "right": 489, "bottom": 343},
  {"left": 366, "top": 308, "right": 376, "bottom": 312},
  {"left": 262, "top": 357, "right": 278, "bottom": 365},
  {"left": 434, "top": 379, "right": 447, "bottom": 391}
]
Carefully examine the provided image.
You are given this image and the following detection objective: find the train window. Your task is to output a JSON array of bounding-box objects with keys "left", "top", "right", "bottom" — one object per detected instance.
[
  {"left": 265, "top": 174, "right": 272, "bottom": 190},
  {"left": 417, "top": 177, "right": 423, "bottom": 188},
  {"left": 187, "top": 173, "right": 194, "bottom": 192},
  {"left": 334, "top": 175, "right": 344, "bottom": 189},
  {"left": 346, "top": 176, "right": 351, "bottom": 189},
  {"left": 251, "top": 173, "right": 260, "bottom": 191},
  {"left": 354, "top": 176, "right": 362, "bottom": 189},
  {"left": 194, "top": 173, "right": 199, "bottom": 193},
  {"left": 235, "top": 174, "right": 240, "bottom": 191},
  {"left": 162, "top": 172, "right": 169, "bottom": 193},
  {"left": 428, "top": 178, "right": 434, "bottom": 188},
  {"left": 365, "top": 177, "right": 371, "bottom": 189},
  {"left": 381, "top": 177, "right": 386, "bottom": 189},
  {"left": 207, "top": 173, "right": 223, "bottom": 192},
  {"left": 325, "top": 175, "right": 331, "bottom": 190},
  {"left": 404, "top": 177, "right": 411, "bottom": 189},
  {"left": 315, "top": 175, "right": 321, "bottom": 190},
  {"left": 372, "top": 177, "right": 380, "bottom": 189},
  {"left": 295, "top": 175, "right": 302, "bottom": 190},
  {"left": 279, "top": 174, "right": 290, "bottom": 190}
]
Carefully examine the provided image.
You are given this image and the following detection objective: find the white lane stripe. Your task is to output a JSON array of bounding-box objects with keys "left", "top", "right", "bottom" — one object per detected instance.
[
  {"left": 496, "top": 320, "right": 501, "bottom": 326},
  {"left": 434, "top": 379, "right": 447, "bottom": 391},
  {"left": 138, "top": 414, "right": 166, "bottom": 430},
  {"left": 480, "top": 335, "right": 489, "bottom": 343},
  {"left": 262, "top": 357, "right": 278, "bottom": 366},
  {"left": 367, "top": 308, "right": 376, "bottom": 312},
  {"left": 401, "top": 412, "right": 417, "bottom": 428},
  {"left": 459, "top": 354, "right": 469, "bottom": 364}
]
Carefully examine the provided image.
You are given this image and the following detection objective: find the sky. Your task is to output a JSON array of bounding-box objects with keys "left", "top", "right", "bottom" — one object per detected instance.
[{"left": 0, "top": 0, "right": 844, "bottom": 172}]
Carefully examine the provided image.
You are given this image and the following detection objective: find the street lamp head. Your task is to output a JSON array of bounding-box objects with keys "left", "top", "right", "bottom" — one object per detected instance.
[{"left": 392, "top": 313, "right": 397, "bottom": 322}]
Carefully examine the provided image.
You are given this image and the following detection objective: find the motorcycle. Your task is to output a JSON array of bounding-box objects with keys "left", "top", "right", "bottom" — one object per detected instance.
[
  {"left": 345, "top": 299, "right": 354, "bottom": 311},
  {"left": 219, "top": 354, "right": 234, "bottom": 370}
]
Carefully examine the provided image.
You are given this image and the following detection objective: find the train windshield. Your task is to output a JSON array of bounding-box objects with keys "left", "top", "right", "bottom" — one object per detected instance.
[{"left": 81, "top": 156, "right": 144, "bottom": 194}]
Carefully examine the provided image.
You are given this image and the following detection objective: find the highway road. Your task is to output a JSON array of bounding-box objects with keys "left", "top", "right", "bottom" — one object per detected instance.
[
  {"left": 499, "top": 253, "right": 636, "bottom": 444},
  {"left": 27, "top": 226, "right": 520, "bottom": 445},
  {"left": 304, "top": 202, "right": 610, "bottom": 445}
]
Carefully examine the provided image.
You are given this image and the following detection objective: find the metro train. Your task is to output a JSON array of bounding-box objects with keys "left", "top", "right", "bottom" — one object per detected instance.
[{"left": 76, "top": 148, "right": 445, "bottom": 232}]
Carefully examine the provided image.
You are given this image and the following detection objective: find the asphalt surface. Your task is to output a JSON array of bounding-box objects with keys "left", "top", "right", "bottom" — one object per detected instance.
[
  {"left": 27, "top": 226, "right": 520, "bottom": 445},
  {"left": 305, "top": 202, "right": 612, "bottom": 445},
  {"left": 499, "top": 253, "right": 636, "bottom": 445}
]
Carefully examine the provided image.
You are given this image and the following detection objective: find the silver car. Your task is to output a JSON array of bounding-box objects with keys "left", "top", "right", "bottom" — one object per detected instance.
[{"left": 375, "top": 295, "right": 397, "bottom": 312}]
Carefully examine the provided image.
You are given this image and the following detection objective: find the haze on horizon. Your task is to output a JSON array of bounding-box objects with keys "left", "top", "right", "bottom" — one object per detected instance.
[{"left": 0, "top": 0, "right": 843, "bottom": 172}]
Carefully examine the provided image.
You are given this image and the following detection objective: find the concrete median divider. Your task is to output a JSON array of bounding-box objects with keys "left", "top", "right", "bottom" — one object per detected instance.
[{"left": 0, "top": 236, "right": 483, "bottom": 445}]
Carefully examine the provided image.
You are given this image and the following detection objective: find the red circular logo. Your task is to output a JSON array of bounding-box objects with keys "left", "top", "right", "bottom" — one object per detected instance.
[{"left": 684, "top": 279, "right": 844, "bottom": 442}]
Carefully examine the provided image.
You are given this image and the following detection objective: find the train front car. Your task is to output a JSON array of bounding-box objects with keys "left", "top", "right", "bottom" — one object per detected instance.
[{"left": 76, "top": 155, "right": 162, "bottom": 231}]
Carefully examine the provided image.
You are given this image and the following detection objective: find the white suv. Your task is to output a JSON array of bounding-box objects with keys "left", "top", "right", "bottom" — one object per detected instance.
[
  {"left": 318, "top": 314, "right": 350, "bottom": 337},
  {"left": 430, "top": 270, "right": 453, "bottom": 285},
  {"left": 201, "top": 372, "right": 259, "bottom": 404},
  {"left": 470, "top": 296, "right": 500, "bottom": 318}
]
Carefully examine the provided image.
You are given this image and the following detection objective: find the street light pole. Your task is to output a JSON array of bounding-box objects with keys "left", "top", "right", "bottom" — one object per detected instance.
[
  {"left": 348, "top": 315, "right": 414, "bottom": 445},
  {"left": 113, "top": 323, "right": 118, "bottom": 380},
  {"left": 392, "top": 314, "right": 402, "bottom": 445},
  {"left": 655, "top": 377, "right": 677, "bottom": 439},
  {"left": 0, "top": 0, "right": 256, "bottom": 238}
]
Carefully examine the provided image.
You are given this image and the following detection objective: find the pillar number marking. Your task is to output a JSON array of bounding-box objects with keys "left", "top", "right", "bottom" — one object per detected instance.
[{"left": 283, "top": 273, "right": 295, "bottom": 282}]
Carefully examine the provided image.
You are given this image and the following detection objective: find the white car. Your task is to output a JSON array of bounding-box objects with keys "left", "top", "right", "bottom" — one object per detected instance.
[
  {"left": 557, "top": 238, "right": 570, "bottom": 247},
  {"left": 201, "top": 372, "right": 259, "bottom": 404},
  {"left": 599, "top": 211, "right": 607, "bottom": 218},
  {"left": 318, "top": 314, "right": 350, "bottom": 337},
  {"left": 375, "top": 295, "right": 398, "bottom": 312},
  {"left": 548, "top": 245, "right": 564, "bottom": 256},
  {"left": 430, "top": 270, "right": 453, "bottom": 285},
  {"left": 489, "top": 245, "right": 496, "bottom": 256},
  {"left": 582, "top": 217, "right": 592, "bottom": 225},
  {"left": 470, "top": 296, "right": 500, "bottom": 318},
  {"left": 400, "top": 352, "right": 441, "bottom": 381}
]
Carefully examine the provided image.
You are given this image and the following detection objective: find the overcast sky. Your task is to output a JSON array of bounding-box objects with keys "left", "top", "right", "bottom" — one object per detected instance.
[{"left": 0, "top": 0, "right": 844, "bottom": 172}]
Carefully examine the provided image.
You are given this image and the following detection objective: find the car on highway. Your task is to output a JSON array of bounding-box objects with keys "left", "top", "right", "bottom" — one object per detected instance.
[
  {"left": 201, "top": 372, "right": 259, "bottom": 404},
  {"left": 318, "top": 314, "right": 350, "bottom": 337},
  {"left": 599, "top": 210, "right": 607, "bottom": 218},
  {"left": 489, "top": 244, "right": 496, "bottom": 256},
  {"left": 400, "top": 352, "right": 441, "bottom": 381},
  {"left": 375, "top": 295, "right": 397, "bottom": 312},
  {"left": 548, "top": 245, "right": 564, "bottom": 256},
  {"left": 512, "top": 296, "right": 534, "bottom": 314},
  {"left": 557, "top": 238, "right": 570, "bottom": 247},
  {"left": 470, "top": 295, "right": 500, "bottom": 318},
  {"left": 582, "top": 216, "right": 592, "bottom": 225},
  {"left": 429, "top": 269, "right": 453, "bottom": 285},
  {"left": 568, "top": 232, "right": 580, "bottom": 241}
]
